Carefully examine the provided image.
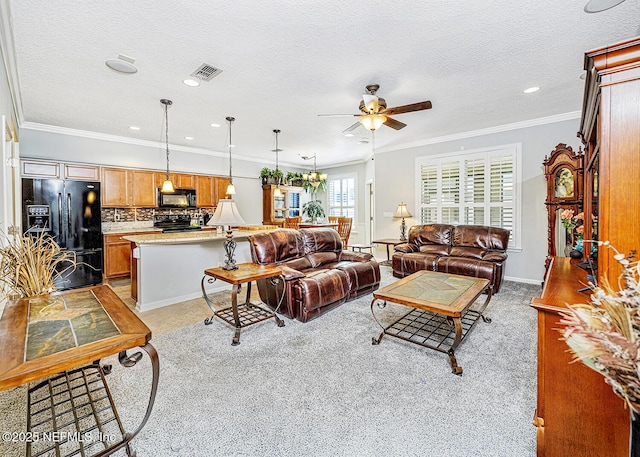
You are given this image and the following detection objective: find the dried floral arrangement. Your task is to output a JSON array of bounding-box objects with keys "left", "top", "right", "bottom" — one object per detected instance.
[
  {"left": 0, "top": 230, "right": 76, "bottom": 299},
  {"left": 560, "top": 241, "right": 640, "bottom": 413}
]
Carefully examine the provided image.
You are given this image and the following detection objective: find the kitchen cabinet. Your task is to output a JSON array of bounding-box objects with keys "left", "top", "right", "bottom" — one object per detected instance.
[
  {"left": 262, "top": 184, "right": 302, "bottom": 226},
  {"left": 217, "top": 176, "right": 231, "bottom": 202},
  {"left": 102, "top": 167, "right": 156, "bottom": 208},
  {"left": 104, "top": 231, "right": 157, "bottom": 279},
  {"left": 176, "top": 173, "right": 195, "bottom": 189},
  {"left": 195, "top": 175, "right": 216, "bottom": 207},
  {"left": 531, "top": 258, "right": 628, "bottom": 456},
  {"left": 21, "top": 159, "right": 100, "bottom": 181}
]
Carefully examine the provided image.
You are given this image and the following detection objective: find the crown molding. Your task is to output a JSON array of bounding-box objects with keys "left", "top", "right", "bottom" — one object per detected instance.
[
  {"left": 375, "top": 111, "right": 582, "bottom": 154},
  {"left": 19, "top": 121, "right": 311, "bottom": 168},
  {"left": 0, "top": 0, "right": 25, "bottom": 125}
]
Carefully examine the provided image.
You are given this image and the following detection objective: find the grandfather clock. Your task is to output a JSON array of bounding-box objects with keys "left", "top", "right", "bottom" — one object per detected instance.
[{"left": 542, "top": 143, "right": 584, "bottom": 271}]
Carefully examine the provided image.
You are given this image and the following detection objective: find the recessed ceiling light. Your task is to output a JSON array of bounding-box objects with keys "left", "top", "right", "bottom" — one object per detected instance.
[
  {"left": 129, "top": 126, "right": 140, "bottom": 130},
  {"left": 345, "top": 133, "right": 354, "bottom": 137},
  {"left": 523, "top": 86, "right": 540, "bottom": 94},
  {"left": 210, "top": 123, "right": 221, "bottom": 128},
  {"left": 185, "top": 136, "right": 194, "bottom": 140},
  {"left": 183, "top": 79, "right": 200, "bottom": 87},
  {"left": 584, "top": 0, "right": 626, "bottom": 13}
]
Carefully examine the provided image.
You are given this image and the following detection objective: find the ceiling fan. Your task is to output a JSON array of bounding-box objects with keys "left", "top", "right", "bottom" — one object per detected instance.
[{"left": 319, "top": 84, "right": 432, "bottom": 132}]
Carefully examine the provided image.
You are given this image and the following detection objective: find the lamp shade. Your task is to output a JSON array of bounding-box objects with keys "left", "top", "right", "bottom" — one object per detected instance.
[
  {"left": 161, "top": 179, "right": 175, "bottom": 193},
  {"left": 394, "top": 202, "right": 412, "bottom": 218},
  {"left": 359, "top": 114, "right": 386, "bottom": 131},
  {"left": 206, "top": 199, "right": 246, "bottom": 226}
]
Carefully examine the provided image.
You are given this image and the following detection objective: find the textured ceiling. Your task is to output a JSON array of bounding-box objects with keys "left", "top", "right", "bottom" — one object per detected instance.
[{"left": 5, "top": 0, "right": 640, "bottom": 168}]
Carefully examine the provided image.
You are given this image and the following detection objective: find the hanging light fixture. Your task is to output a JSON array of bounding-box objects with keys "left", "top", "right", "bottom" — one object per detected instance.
[
  {"left": 225, "top": 116, "right": 236, "bottom": 196},
  {"left": 359, "top": 113, "right": 387, "bottom": 131},
  {"left": 160, "top": 99, "right": 175, "bottom": 193},
  {"left": 272, "top": 129, "right": 282, "bottom": 198},
  {"left": 302, "top": 154, "right": 327, "bottom": 188}
]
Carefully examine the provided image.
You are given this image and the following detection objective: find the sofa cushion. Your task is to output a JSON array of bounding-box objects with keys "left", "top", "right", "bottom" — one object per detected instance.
[
  {"left": 300, "top": 228, "right": 343, "bottom": 255},
  {"left": 335, "top": 261, "right": 381, "bottom": 298},
  {"left": 453, "top": 225, "right": 510, "bottom": 250},
  {"left": 392, "top": 252, "right": 439, "bottom": 276},
  {"left": 449, "top": 246, "right": 486, "bottom": 260},
  {"left": 409, "top": 224, "right": 454, "bottom": 246},
  {"left": 249, "top": 229, "right": 305, "bottom": 264},
  {"left": 437, "top": 256, "right": 495, "bottom": 283},
  {"left": 483, "top": 251, "right": 508, "bottom": 262},
  {"left": 419, "top": 244, "right": 451, "bottom": 256},
  {"left": 293, "top": 269, "right": 349, "bottom": 312},
  {"left": 281, "top": 256, "right": 313, "bottom": 271},
  {"left": 307, "top": 251, "right": 340, "bottom": 268}
]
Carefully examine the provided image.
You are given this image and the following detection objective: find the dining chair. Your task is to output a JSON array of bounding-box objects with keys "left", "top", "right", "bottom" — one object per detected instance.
[
  {"left": 328, "top": 216, "right": 339, "bottom": 223},
  {"left": 284, "top": 216, "right": 301, "bottom": 229},
  {"left": 337, "top": 217, "right": 352, "bottom": 249}
]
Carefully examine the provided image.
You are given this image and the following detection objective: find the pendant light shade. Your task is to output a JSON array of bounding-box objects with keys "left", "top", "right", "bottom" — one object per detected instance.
[
  {"left": 160, "top": 99, "right": 175, "bottom": 193},
  {"left": 272, "top": 129, "right": 283, "bottom": 197},
  {"left": 225, "top": 116, "right": 236, "bottom": 196},
  {"left": 359, "top": 113, "right": 387, "bottom": 131}
]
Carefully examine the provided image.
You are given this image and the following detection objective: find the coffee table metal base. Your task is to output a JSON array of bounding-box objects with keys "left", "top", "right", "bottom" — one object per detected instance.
[{"left": 371, "top": 292, "right": 491, "bottom": 375}]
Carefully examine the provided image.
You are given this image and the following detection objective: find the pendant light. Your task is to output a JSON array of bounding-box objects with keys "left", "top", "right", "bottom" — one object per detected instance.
[
  {"left": 273, "top": 129, "right": 282, "bottom": 198},
  {"left": 302, "top": 154, "right": 327, "bottom": 188},
  {"left": 225, "top": 116, "right": 236, "bottom": 196},
  {"left": 160, "top": 99, "right": 175, "bottom": 193}
]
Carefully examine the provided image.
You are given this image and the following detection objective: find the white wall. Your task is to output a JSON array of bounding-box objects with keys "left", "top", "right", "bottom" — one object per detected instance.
[{"left": 370, "top": 118, "right": 582, "bottom": 284}]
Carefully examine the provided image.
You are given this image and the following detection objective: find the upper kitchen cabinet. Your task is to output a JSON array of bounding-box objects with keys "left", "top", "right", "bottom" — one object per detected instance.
[
  {"left": 175, "top": 173, "right": 195, "bottom": 189},
  {"left": 102, "top": 167, "right": 156, "bottom": 208},
  {"left": 195, "top": 175, "right": 215, "bottom": 207},
  {"left": 217, "top": 177, "right": 231, "bottom": 202},
  {"left": 21, "top": 159, "right": 99, "bottom": 181}
]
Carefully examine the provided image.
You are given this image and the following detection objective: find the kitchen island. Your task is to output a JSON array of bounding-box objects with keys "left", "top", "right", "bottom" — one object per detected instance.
[{"left": 124, "top": 229, "right": 274, "bottom": 312}]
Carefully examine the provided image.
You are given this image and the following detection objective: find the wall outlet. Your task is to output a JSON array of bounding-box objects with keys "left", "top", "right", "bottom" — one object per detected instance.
[{"left": 114, "top": 211, "right": 121, "bottom": 222}]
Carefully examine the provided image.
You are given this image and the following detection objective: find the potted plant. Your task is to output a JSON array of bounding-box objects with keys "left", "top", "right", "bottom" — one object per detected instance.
[
  {"left": 0, "top": 231, "right": 77, "bottom": 299},
  {"left": 286, "top": 172, "right": 304, "bottom": 187},
  {"left": 260, "top": 167, "right": 273, "bottom": 185},
  {"left": 273, "top": 169, "right": 284, "bottom": 185},
  {"left": 302, "top": 200, "right": 325, "bottom": 224}
]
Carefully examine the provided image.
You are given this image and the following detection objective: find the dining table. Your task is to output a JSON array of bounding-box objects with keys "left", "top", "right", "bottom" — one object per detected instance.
[{"left": 299, "top": 222, "right": 339, "bottom": 229}]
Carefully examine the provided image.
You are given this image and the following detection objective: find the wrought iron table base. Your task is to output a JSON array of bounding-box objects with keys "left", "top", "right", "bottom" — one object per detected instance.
[
  {"left": 201, "top": 276, "right": 285, "bottom": 345},
  {"left": 26, "top": 343, "right": 159, "bottom": 457},
  {"left": 371, "top": 290, "right": 492, "bottom": 375}
]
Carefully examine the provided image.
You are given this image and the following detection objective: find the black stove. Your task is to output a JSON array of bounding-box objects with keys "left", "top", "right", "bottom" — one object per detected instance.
[{"left": 153, "top": 214, "right": 202, "bottom": 233}]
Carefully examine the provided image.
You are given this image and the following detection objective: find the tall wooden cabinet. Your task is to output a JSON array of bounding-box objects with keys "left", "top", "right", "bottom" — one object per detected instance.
[
  {"left": 579, "top": 36, "right": 640, "bottom": 284},
  {"left": 531, "top": 36, "right": 640, "bottom": 457},
  {"left": 262, "top": 184, "right": 302, "bottom": 226}
]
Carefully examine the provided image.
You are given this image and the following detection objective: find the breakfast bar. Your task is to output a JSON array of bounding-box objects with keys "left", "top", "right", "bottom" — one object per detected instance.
[{"left": 124, "top": 229, "right": 275, "bottom": 312}]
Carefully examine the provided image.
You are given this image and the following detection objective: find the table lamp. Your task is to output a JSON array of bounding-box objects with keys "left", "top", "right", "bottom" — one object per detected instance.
[
  {"left": 394, "top": 202, "right": 412, "bottom": 242},
  {"left": 207, "top": 199, "right": 246, "bottom": 270}
]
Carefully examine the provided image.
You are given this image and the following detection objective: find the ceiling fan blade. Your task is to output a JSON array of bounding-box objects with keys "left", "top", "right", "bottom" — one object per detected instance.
[
  {"left": 342, "top": 122, "right": 362, "bottom": 133},
  {"left": 318, "top": 114, "right": 360, "bottom": 117},
  {"left": 381, "top": 100, "right": 432, "bottom": 116},
  {"left": 383, "top": 117, "right": 407, "bottom": 130},
  {"left": 362, "top": 94, "right": 379, "bottom": 113}
]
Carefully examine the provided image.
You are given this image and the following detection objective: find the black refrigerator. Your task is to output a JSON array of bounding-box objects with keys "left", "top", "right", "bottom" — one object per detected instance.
[{"left": 22, "top": 178, "right": 104, "bottom": 290}]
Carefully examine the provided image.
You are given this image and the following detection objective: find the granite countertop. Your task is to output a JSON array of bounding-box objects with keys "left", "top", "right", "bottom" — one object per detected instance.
[
  {"left": 123, "top": 229, "right": 275, "bottom": 245},
  {"left": 102, "top": 227, "right": 163, "bottom": 235}
]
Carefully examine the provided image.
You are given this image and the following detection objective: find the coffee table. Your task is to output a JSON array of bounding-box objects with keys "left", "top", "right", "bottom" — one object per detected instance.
[{"left": 371, "top": 270, "right": 492, "bottom": 375}]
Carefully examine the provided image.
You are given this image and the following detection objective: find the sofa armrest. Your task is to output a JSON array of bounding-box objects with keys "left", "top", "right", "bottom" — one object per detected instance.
[
  {"left": 482, "top": 251, "right": 508, "bottom": 262},
  {"left": 340, "top": 251, "right": 374, "bottom": 262},
  {"left": 394, "top": 243, "right": 418, "bottom": 253},
  {"left": 279, "top": 265, "right": 306, "bottom": 281}
]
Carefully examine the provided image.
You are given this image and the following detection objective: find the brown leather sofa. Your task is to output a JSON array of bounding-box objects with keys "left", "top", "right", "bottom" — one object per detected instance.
[
  {"left": 248, "top": 228, "right": 381, "bottom": 322},
  {"left": 392, "top": 224, "right": 510, "bottom": 293}
]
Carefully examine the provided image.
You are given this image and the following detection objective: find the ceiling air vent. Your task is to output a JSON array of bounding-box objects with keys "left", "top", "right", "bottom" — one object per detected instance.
[{"left": 190, "top": 63, "right": 223, "bottom": 82}]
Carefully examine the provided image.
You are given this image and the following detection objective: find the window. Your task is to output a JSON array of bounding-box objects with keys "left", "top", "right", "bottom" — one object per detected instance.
[
  {"left": 327, "top": 174, "right": 356, "bottom": 219},
  {"left": 415, "top": 144, "right": 520, "bottom": 248}
]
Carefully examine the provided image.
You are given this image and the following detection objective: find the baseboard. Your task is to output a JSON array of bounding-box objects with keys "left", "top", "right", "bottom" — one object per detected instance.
[
  {"left": 135, "top": 282, "right": 231, "bottom": 312},
  {"left": 504, "top": 275, "right": 542, "bottom": 285}
]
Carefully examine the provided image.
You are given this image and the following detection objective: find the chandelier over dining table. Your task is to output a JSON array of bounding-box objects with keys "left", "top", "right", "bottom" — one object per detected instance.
[{"left": 302, "top": 154, "right": 327, "bottom": 188}]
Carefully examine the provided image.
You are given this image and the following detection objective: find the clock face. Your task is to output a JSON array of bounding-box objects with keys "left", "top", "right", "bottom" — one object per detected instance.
[{"left": 554, "top": 167, "right": 575, "bottom": 198}]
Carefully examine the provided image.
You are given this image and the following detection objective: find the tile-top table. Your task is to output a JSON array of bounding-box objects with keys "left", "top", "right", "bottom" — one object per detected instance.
[
  {"left": 0, "top": 284, "right": 159, "bottom": 456},
  {"left": 201, "top": 262, "right": 285, "bottom": 345}
]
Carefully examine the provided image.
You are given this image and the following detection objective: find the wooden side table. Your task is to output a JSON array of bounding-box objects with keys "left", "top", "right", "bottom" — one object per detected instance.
[
  {"left": 201, "top": 262, "right": 285, "bottom": 345},
  {"left": 0, "top": 285, "right": 159, "bottom": 457},
  {"left": 372, "top": 238, "right": 404, "bottom": 265}
]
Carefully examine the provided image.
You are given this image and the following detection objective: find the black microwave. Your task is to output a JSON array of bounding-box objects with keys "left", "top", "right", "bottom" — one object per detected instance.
[{"left": 157, "top": 188, "right": 197, "bottom": 208}]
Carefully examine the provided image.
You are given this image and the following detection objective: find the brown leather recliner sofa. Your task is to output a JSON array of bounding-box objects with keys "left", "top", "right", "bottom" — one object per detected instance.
[
  {"left": 392, "top": 224, "right": 510, "bottom": 293},
  {"left": 248, "top": 228, "right": 381, "bottom": 322}
]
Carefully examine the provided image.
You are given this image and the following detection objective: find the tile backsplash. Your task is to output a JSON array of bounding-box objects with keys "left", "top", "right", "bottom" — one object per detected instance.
[{"left": 101, "top": 207, "right": 215, "bottom": 223}]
